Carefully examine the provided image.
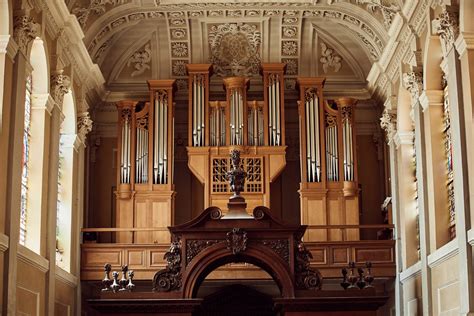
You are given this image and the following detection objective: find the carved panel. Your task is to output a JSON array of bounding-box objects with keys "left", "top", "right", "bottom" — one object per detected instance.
[
  {"left": 186, "top": 240, "right": 222, "bottom": 265},
  {"left": 253, "top": 239, "right": 290, "bottom": 264}
]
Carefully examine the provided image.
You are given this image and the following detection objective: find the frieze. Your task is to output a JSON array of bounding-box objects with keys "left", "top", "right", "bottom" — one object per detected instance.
[{"left": 186, "top": 240, "right": 222, "bottom": 265}]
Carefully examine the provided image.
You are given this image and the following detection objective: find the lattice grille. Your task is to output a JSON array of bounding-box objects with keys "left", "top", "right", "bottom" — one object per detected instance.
[{"left": 211, "top": 157, "right": 263, "bottom": 193}]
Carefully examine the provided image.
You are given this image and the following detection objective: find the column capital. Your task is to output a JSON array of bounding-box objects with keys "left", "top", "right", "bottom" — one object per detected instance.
[
  {"left": 455, "top": 32, "right": 474, "bottom": 57},
  {"left": 380, "top": 109, "right": 397, "bottom": 144},
  {"left": 403, "top": 71, "right": 423, "bottom": 105},
  {"left": 77, "top": 112, "right": 93, "bottom": 145},
  {"left": 50, "top": 72, "right": 71, "bottom": 106},
  {"left": 419, "top": 90, "right": 444, "bottom": 112},
  {"left": 13, "top": 15, "right": 40, "bottom": 56}
]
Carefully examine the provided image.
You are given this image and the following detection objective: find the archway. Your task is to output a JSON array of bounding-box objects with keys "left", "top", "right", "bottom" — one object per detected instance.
[{"left": 182, "top": 242, "right": 295, "bottom": 299}]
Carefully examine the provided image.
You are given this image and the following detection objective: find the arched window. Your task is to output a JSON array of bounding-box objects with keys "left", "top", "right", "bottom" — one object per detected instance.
[
  {"left": 56, "top": 90, "right": 76, "bottom": 271},
  {"left": 19, "top": 74, "right": 32, "bottom": 245},
  {"left": 19, "top": 37, "right": 49, "bottom": 253}
]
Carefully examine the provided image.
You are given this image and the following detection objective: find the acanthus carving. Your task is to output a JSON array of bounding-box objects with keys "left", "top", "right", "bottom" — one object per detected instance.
[
  {"left": 208, "top": 23, "right": 261, "bottom": 77},
  {"left": 13, "top": 15, "right": 40, "bottom": 54},
  {"left": 320, "top": 43, "right": 342, "bottom": 73},
  {"left": 72, "top": 0, "right": 127, "bottom": 28},
  {"left": 127, "top": 43, "right": 152, "bottom": 77},
  {"left": 77, "top": 112, "right": 93, "bottom": 143},
  {"left": 432, "top": 10, "right": 459, "bottom": 55},
  {"left": 295, "top": 242, "right": 322, "bottom": 290},
  {"left": 380, "top": 109, "right": 397, "bottom": 143},
  {"left": 186, "top": 240, "right": 221, "bottom": 265},
  {"left": 254, "top": 239, "right": 290, "bottom": 264},
  {"left": 355, "top": 0, "right": 400, "bottom": 29},
  {"left": 152, "top": 241, "right": 182, "bottom": 292},
  {"left": 50, "top": 73, "right": 71, "bottom": 105},
  {"left": 226, "top": 228, "right": 248, "bottom": 255},
  {"left": 402, "top": 71, "right": 423, "bottom": 104}
]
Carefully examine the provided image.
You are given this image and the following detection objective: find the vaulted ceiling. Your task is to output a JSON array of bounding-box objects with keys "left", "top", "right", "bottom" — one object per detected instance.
[{"left": 66, "top": 0, "right": 403, "bottom": 99}]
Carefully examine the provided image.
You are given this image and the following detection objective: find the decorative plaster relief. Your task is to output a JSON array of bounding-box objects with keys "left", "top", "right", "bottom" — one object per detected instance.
[
  {"left": 432, "top": 9, "right": 459, "bottom": 55},
  {"left": 380, "top": 109, "right": 397, "bottom": 143},
  {"left": 127, "top": 43, "right": 152, "bottom": 77},
  {"left": 72, "top": 0, "right": 127, "bottom": 28},
  {"left": 171, "top": 42, "right": 188, "bottom": 58},
  {"left": 282, "top": 40, "right": 298, "bottom": 56},
  {"left": 172, "top": 60, "right": 187, "bottom": 76},
  {"left": 402, "top": 71, "right": 423, "bottom": 104},
  {"left": 208, "top": 22, "right": 261, "bottom": 77},
  {"left": 282, "top": 58, "right": 298, "bottom": 75},
  {"left": 13, "top": 15, "right": 40, "bottom": 54},
  {"left": 320, "top": 42, "right": 342, "bottom": 73},
  {"left": 355, "top": 0, "right": 400, "bottom": 29},
  {"left": 77, "top": 112, "right": 93, "bottom": 143},
  {"left": 50, "top": 73, "right": 71, "bottom": 105}
]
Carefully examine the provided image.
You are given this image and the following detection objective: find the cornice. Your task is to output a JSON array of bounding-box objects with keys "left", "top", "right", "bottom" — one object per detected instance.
[
  {"left": 17, "top": 245, "right": 50, "bottom": 273},
  {"left": 0, "top": 233, "right": 9, "bottom": 253},
  {"left": 55, "top": 267, "right": 78, "bottom": 288},
  {"left": 455, "top": 32, "right": 474, "bottom": 57},
  {"left": 0, "top": 35, "right": 19, "bottom": 60},
  {"left": 399, "top": 261, "right": 421, "bottom": 283}
]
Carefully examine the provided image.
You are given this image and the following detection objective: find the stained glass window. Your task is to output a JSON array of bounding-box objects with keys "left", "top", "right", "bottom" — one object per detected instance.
[
  {"left": 56, "top": 136, "right": 65, "bottom": 267},
  {"left": 20, "top": 75, "right": 32, "bottom": 245},
  {"left": 443, "top": 86, "right": 456, "bottom": 240}
]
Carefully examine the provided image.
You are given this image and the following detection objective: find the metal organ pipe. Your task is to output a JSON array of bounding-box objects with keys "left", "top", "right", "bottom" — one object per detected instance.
[
  {"left": 306, "top": 93, "right": 321, "bottom": 182},
  {"left": 275, "top": 77, "right": 281, "bottom": 146},
  {"left": 153, "top": 92, "right": 168, "bottom": 184}
]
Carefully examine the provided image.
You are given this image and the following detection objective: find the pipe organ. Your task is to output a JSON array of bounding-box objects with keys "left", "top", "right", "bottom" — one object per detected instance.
[
  {"left": 297, "top": 78, "right": 359, "bottom": 241},
  {"left": 187, "top": 63, "right": 287, "bottom": 213},
  {"left": 115, "top": 80, "right": 176, "bottom": 243}
]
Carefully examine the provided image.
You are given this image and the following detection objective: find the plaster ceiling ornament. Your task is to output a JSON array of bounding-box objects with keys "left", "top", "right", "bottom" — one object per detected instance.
[
  {"left": 355, "top": 0, "right": 400, "bottom": 29},
  {"left": 172, "top": 60, "right": 187, "bottom": 76},
  {"left": 402, "top": 71, "right": 423, "bottom": 104},
  {"left": 282, "top": 26, "right": 298, "bottom": 38},
  {"left": 282, "top": 41, "right": 299, "bottom": 56},
  {"left": 432, "top": 10, "right": 459, "bottom": 56},
  {"left": 72, "top": 0, "right": 127, "bottom": 28},
  {"left": 320, "top": 42, "right": 342, "bottom": 73},
  {"left": 77, "top": 112, "right": 94, "bottom": 143},
  {"left": 208, "top": 23, "right": 262, "bottom": 77},
  {"left": 50, "top": 73, "right": 71, "bottom": 105},
  {"left": 171, "top": 42, "right": 189, "bottom": 58},
  {"left": 13, "top": 15, "right": 40, "bottom": 54},
  {"left": 282, "top": 58, "right": 298, "bottom": 75},
  {"left": 170, "top": 29, "right": 187, "bottom": 40},
  {"left": 127, "top": 43, "right": 152, "bottom": 77},
  {"left": 380, "top": 109, "right": 397, "bottom": 143}
]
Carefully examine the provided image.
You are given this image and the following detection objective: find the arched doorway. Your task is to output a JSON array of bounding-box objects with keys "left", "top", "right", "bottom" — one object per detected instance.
[{"left": 195, "top": 284, "right": 275, "bottom": 316}]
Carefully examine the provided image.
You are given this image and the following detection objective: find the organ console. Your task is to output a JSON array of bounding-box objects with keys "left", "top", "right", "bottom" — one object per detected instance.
[{"left": 297, "top": 78, "right": 359, "bottom": 241}]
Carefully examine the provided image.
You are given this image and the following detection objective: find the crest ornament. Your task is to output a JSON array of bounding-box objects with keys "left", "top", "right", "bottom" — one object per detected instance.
[
  {"left": 208, "top": 23, "right": 261, "bottom": 77},
  {"left": 226, "top": 228, "right": 248, "bottom": 255}
]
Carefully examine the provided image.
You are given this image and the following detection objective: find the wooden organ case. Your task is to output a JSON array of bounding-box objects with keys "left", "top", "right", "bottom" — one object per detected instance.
[
  {"left": 115, "top": 80, "right": 176, "bottom": 243},
  {"left": 297, "top": 78, "right": 359, "bottom": 241},
  {"left": 186, "top": 64, "right": 287, "bottom": 213}
]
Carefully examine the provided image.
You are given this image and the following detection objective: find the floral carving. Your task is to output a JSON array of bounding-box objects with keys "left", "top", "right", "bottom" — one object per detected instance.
[
  {"left": 171, "top": 42, "right": 188, "bottom": 58},
  {"left": 127, "top": 43, "right": 152, "bottom": 77},
  {"left": 50, "top": 73, "right": 71, "bottom": 105},
  {"left": 186, "top": 240, "right": 221, "bottom": 265},
  {"left": 432, "top": 10, "right": 459, "bottom": 55},
  {"left": 282, "top": 41, "right": 298, "bottom": 56},
  {"left": 13, "top": 16, "right": 40, "bottom": 54},
  {"left": 320, "top": 43, "right": 342, "bottom": 73},
  {"left": 208, "top": 23, "right": 261, "bottom": 77},
  {"left": 282, "top": 58, "right": 298, "bottom": 75},
  {"left": 171, "top": 28, "right": 187, "bottom": 40},
  {"left": 380, "top": 109, "right": 397, "bottom": 143},
  {"left": 172, "top": 60, "right": 187, "bottom": 76},
  {"left": 77, "top": 112, "right": 93, "bottom": 142},
  {"left": 355, "top": 0, "right": 400, "bottom": 29},
  {"left": 282, "top": 26, "right": 298, "bottom": 38},
  {"left": 72, "top": 0, "right": 126, "bottom": 28},
  {"left": 402, "top": 71, "right": 423, "bottom": 104},
  {"left": 254, "top": 239, "right": 290, "bottom": 263}
]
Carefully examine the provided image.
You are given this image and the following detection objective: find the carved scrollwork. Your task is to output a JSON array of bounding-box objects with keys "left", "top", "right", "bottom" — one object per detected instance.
[
  {"left": 295, "top": 242, "right": 322, "bottom": 290},
  {"left": 402, "top": 71, "right": 423, "bottom": 104},
  {"left": 254, "top": 239, "right": 290, "bottom": 264},
  {"left": 186, "top": 240, "right": 222, "bottom": 265},
  {"left": 226, "top": 228, "right": 248, "bottom": 255},
  {"left": 127, "top": 43, "right": 152, "bottom": 77},
  {"left": 152, "top": 241, "right": 182, "bottom": 292},
  {"left": 432, "top": 9, "right": 459, "bottom": 55}
]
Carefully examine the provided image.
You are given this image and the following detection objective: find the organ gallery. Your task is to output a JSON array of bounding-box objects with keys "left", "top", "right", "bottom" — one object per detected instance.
[{"left": 1, "top": 1, "right": 474, "bottom": 315}]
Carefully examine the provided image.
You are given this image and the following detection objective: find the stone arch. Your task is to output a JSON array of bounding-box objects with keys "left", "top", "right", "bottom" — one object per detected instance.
[
  {"left": 29, "top": 38, "right": 49, "bottom": 95},
  {"left": 182, "top": 243, "right": 295, "bottom": 299}
]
